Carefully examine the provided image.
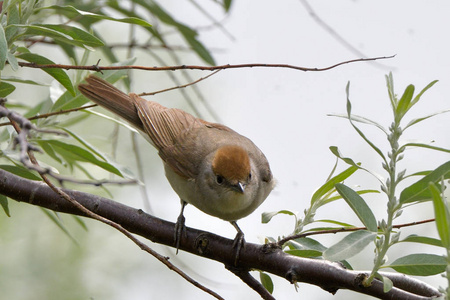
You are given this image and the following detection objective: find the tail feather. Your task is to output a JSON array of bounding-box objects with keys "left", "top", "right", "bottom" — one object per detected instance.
[{"left": 78, "top": 75, "right": 144, "bottom": 131}]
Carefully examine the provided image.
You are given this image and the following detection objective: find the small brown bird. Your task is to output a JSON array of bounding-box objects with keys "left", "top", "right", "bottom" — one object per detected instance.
[{"left": 78, "top": 75, "right": 275, "bottom": 260}]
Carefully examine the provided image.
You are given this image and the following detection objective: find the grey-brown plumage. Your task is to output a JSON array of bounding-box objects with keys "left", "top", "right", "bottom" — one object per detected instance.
[{"left": 79, "top": 75, "right": 275, "bottom": 261}]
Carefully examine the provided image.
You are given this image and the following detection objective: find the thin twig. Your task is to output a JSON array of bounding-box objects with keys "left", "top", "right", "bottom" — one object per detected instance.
[
  {"left": 139, "top": 69, "right": 222, "bottom": 96},
  {"left": 17, "top": 55, "right": 395, "bottom": 73},
  {"left": 277, "top": 218, "right": 436, "bottom": 247}
]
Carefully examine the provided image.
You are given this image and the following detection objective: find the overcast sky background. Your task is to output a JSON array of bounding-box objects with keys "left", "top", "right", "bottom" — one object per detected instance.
[{"left": 3, "top": 1, "right": 450, "bottom": 300}]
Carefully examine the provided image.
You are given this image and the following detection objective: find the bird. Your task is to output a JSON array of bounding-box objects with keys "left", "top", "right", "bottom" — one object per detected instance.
[{"left": 78, "top": 75, "right": 275, "bottom": 263}]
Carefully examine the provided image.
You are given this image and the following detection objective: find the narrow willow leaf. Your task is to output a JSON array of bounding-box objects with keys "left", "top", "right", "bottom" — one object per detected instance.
[
  {"left": 0, "top": 165, "right": 41, "bottom": 180},
  {"left": 322, "top": 189, "right": 380, "bottom": 205},
  {"left": 388, "top": 254, "right": 447, "bottom": 276},
  {"left": 400, "top": 235, "right": 443, "bottom": 247},
  {"left": 39, "top": 5, "right": 152, "bottom": 27},
  {"left": 429, "top": 183, "right": 450, "bottom": 248},
  {"left": 346, "top": 83, "right": 387, "bottom": 164},
  {"left": 261, "top": 210, "right": 296, "bottom": 224},
  {"left": 291, "top": 237, "right": 327, "bottom": 252},
  {"left": 375, "top": 273, "right": 393, "bottom": 293},
  {"left": 224, "top": 0, "right": 233, "bottom": 11},
  {"left": 323, "top": 230, "right": 376, "bottom": 262},
  {"left": 328, "top": 113, "right": 388, "bottom": 134},
  {"left": 335, "top": 183, "right": 377, "bottom": 232},
  {"left": 410, "top": 80, "right": 438, "bottom": 107},
  {"left": 259, "top": 272, "right": 274, "bottom": 294},
  {"left": 38, "top": 24, "right": 104, "bottom": 47},
  {"left": 0, "top": 24, "right": 7, "bottom": 69},
  {"left": 286, "top": 249, "right": 322, "bottom": 258},
  {"left": 314, "top": 219, "right": 355, "bottom": 227},
  {"left": 16, "top": 52, "right": 75, "bottom": 95},
  {"left": 404, "top": 109, "right": 450, "bottom": 130},
  {"left": 399, "top": 161, "right": 450, "bottom": 204},
  {"left": 395, "top": 84, "right": 415, "bottom": 122},
  {"left": 13, "top": 24, "right": 103, "bottom": 48},
  {"left": 0, "top": 81, "right": 16, "bottom": 97},
  {"left": 385, "top": 72, "right": 396, "bottom": 110},
  {"left": 41, "top": 208, "right": 78, "bottom": 244},
  {"left": 6, "top": 52, "right": 18, "bottom": 70},
  {"left": 42, "top": 140, "right": 123, "bottom": 176},
  {"left": 0, "top": 195, "right": 10, "bottom": 217},
  {"left": 311, "top": 165, "right": 358, "bottom": 204},
  {"left": 329, "top": 146, "right": 384, "bottom": 184},
  {"left": 399, "top": 143, "right": 450, "bottom": 154},
  {"left": 1, "top": 76, "right": 49, "bottom": 86}
]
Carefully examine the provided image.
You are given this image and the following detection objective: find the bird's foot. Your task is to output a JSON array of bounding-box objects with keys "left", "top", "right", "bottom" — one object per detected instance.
[{"left": 231, "top": 221, "right": 245, "bottom": 265}]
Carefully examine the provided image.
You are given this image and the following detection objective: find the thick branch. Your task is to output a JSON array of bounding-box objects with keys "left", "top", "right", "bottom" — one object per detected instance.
[{"left": 0, "top": 169, "right": 441, "bottom": 300}]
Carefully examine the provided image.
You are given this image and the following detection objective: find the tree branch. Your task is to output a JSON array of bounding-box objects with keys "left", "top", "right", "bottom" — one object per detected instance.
[
  {"left": 0, "top": 168, "right": 441, "bottom": 300},
  {"left": 17, "top": 55, "right": 395, "bottom": 73}
]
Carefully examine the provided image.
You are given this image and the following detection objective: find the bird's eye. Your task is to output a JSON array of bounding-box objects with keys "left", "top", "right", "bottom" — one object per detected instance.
[
  {"left": 248, "top": 172, "right": 252, "bottom": 181},
  {"left": 216, "top": 175, "right": 224, "bottom": 185}
]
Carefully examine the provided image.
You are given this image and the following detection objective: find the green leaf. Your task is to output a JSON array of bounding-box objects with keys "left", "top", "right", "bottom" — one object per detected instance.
[
  {"left": 224, "top": 0, "right": 233, "bottom": 12},
  {"left": 16, "top": 52, "right": 75, "bottom": 95},
  {"left": 38, "top": 5, "right": 152, "bottom": 27},
  {"left": 0, "top": 165, "right": 41, "bottom": 181},
  {"left": 311, "top": 165, "right": 358, "bottom": 204},
  {"left": 410, "top": 80, "right": 438, "bottom": 107},
  {"left": 400, "top": 235, "right": 443, "bottom": 247},
  {"left": 388, "top": 254, "right": 447, "bottom": 276},
  {"left": 404, "top": 109, "right": 450, "bottom": 130},
  {"left": 345, "top": 83, "right": 387, "bottom": 164},
  {"left": 395, "top": 84, "right": 414, "bottom": 123},
  {"left": 41, "top": 208, "right": 78, "bottom": 244},
  {"left": 41, "top": 140, "right": 123, "bottom": 176},
  {"left": 286, "top": 249, "right": 322, "bottom": 258},
  {"left": 0, "top": 195, "right": 10, "bottom": 217},
  {"left": 38, "top": 24, "right": 104, "bottom": 47},
  {"left": 314, "top": 219, "right": 355, "bottom": 228},
  {"left": 0, "top": 24, "right": 7, "bottom": 70},
  {"left": 1, "top": 76, "right": 49, "bottom": 86},
  {"left": 328, "top": 113, "right": 388, "bottom": 135},
  {"left": 429, "top": 183, "right": 450, "bottom": 248},
  {"left": 13, "top": 24, "right": 104, "bottom": 48},
  {"left": 0, "top": 81, "right": 16, "bottom": 97},
  {"left": 385, "top": 72, "right": 396, "bottom": 110},
  {"left": 323, "top": 230, "right": 376, "bottom": 262},
  {"left": 399, "top": 161, "right": 450, "bottom": 204},
  {"left": 399, "top": 143, "right": 450, "bottom": 154},
  {"left": 375, "top": 272, "right": 393, "bottom": 293},
  {"left": 335, "top": 183, "right": 378, "bottom": 232},
  {"left": 259, "top": 272, "right": 274, "bottom": 294},
  {"left": 290, "top": 237, "right": 327, "bottom": 252},
  {"left": 261, "top": 210, "right": 296, "bottom": 224}
]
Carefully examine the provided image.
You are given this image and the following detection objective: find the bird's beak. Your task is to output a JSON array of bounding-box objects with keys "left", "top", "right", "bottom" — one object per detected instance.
[{"left": 235, "top": 182, "right": 245, "bottom": 194}]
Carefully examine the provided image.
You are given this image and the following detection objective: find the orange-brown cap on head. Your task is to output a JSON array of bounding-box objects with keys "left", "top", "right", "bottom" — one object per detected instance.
[{"left": 212, "top": 145, "right": 251, "bottom": 183}]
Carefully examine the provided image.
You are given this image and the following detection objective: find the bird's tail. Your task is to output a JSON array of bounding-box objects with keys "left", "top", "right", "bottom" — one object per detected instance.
[{"left": 78, "top": 75, "right": 144, "bottom": 131}]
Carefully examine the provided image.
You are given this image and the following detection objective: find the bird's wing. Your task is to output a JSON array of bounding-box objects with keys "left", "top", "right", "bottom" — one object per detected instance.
[{"left": 131, "top": 93, "right": 234, "bottom": 179}]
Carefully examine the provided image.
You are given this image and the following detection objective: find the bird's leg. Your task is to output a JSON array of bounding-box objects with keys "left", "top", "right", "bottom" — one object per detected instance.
[
  {"left": 230, "top": 221, "right": 245, "bottom": 265},
  {"left": 174, "top": 200, "right": 187, "bottom": 254}
]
